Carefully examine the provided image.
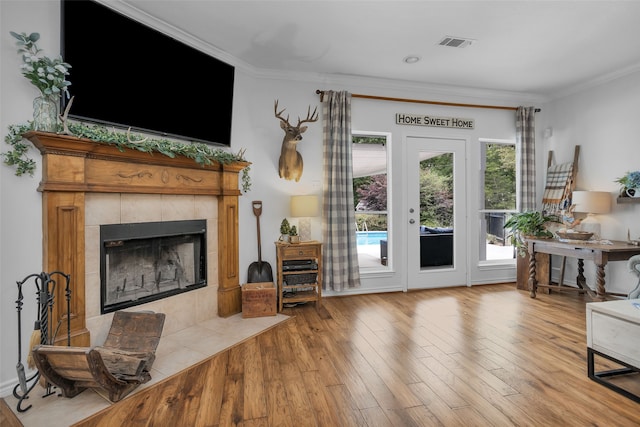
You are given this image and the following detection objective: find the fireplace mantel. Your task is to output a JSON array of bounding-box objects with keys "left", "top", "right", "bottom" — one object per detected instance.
[{"left": 26, "top": 131, "right": 249, "bottom": 345}]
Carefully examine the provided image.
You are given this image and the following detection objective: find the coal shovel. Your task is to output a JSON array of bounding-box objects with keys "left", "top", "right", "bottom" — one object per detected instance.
[{"left": 247, "top": 201, "right": 274, "bottom": 283}]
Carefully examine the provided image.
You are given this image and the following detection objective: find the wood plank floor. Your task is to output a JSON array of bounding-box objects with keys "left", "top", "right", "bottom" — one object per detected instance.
[{"left": 3, "top": 284, "right": 639, "bottom": 426}]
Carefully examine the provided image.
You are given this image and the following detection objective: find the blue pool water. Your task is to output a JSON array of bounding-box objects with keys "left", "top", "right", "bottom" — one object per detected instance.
[{"left": 356, "top": 231, "right": 387, "bottom": 245}]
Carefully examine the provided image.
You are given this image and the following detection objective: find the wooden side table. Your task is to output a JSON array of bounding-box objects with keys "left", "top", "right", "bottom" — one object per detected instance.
[
  {"left": 527, "top": 238, "right": 640, "bottom": 300},
  {"left": 275, "top": 241, "right": 322, "bottom": 312}
]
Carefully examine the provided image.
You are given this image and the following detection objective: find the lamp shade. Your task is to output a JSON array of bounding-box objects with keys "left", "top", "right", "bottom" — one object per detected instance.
[
  {"left": 572, "top": 191, "right": 611, "bottom": 214},
  {"left": 290, "top": 195, "right": 319, "bottom": 218}
]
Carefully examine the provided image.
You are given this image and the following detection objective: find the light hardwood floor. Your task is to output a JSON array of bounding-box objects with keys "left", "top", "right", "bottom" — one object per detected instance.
[{"left": 2, "top": 283, "right": 639, "bottom": 426}]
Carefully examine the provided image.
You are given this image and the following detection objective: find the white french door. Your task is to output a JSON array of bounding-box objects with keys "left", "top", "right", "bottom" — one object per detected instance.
[{"left": 406, "top": 136, "right": 467, "bottom": 289}]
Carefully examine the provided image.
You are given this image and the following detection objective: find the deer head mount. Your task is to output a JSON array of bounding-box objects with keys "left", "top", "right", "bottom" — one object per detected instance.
[{"left": 274, "top": 100, "right": 318, "bottom": 182}]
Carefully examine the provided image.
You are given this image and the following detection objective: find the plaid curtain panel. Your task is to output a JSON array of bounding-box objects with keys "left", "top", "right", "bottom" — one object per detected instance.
[
  {"left": 321, "top": 91, "right": 361, "bottom": 291},
  {"left": 516, "top": 106, "right": 537, "bottom": 211}
]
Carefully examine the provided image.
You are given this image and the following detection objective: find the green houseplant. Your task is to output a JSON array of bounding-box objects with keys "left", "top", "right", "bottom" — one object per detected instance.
[
  {"left": 504, "top": 211, "right": 555, "bottom": 257},
  {"left": 10, "top": 31, "right": 72, "bottom": 101},
  {"left": 10, "top": 31, "right": 71, "bottom": 132},
  {"left": 279, "top": 218, "right": 291, "bottom": 242},
  {"left": 289, "top": 225, "right": 299, "bottom": 244},
  {"left": 615, "top": 170, "right": 640, "bottom": 197}
]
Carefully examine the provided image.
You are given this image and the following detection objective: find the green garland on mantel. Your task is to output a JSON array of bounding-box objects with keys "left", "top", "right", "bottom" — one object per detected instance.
[{"left": 3, "top": 121, "right": 252, "bottom": 192}]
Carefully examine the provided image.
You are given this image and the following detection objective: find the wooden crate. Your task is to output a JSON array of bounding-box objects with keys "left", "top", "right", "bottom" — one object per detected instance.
[{"left": 242, "top": 282, "right": 277, "bottom": 318}]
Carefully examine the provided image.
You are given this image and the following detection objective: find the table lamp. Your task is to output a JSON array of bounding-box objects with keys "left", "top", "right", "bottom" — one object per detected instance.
[
  {"left": 571, "top": 191, "right": 611, "bottom": 238},
  {"left": 290, "top": 195, "right": 319, "bottom": 241}
]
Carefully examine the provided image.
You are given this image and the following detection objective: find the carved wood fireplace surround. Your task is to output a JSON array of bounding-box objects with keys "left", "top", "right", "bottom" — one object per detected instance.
[{"left": 26, "top": 131, "right": 248, "bottom": 347}]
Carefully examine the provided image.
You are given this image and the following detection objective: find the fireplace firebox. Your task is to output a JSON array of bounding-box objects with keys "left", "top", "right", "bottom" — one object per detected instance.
[{"left": 100, "top": 220, "right": 207, "bottom": 314}]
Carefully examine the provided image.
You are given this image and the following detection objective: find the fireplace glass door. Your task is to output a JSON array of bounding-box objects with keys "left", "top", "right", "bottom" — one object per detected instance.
[{"left": 100, "top": 220, "right": 207, "bottom": 313}]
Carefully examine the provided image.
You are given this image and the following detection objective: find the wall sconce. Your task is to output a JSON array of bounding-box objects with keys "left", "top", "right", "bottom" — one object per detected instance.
[
  {"left": 572, "top": 191, "right": 611, "bottom": 238},
  {"left": 290, "top": 195, "right": 319, "bottom": 241}
]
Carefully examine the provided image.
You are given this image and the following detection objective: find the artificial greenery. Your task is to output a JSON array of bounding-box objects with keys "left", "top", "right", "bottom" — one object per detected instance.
[
  {"left": 279, "top": 218, "right": 291, "bottom": 235},
  {"left": 615, "top": 170, "right": 640, "bottom": 193},
  {"left": 2, "top": 121, "right": 252, "bottom": 192},
  {"left": 504, "top": 211, "right": 556, "bottom": 257},
  {"left": 289, "top": 225, "right": 298, "bottom": 236},
  {"left": 3, "top": 123, "right": 36, "bottom": 176},
  {"left": 10, "top": 31, "right": 71, "bottom": 101},
  {"left": 5, "top": 31, "right": 251, "bottom": 191}
]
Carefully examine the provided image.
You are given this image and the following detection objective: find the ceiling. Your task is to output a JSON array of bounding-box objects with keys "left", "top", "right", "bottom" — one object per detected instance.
[{"left": 118, "top": 0, "right": 640, "bottom": 99}]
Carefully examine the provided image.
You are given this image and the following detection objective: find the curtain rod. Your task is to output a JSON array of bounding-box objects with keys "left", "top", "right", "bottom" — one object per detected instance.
[{"left": 315, "top": 90, "right": 541, "bottom": 112}]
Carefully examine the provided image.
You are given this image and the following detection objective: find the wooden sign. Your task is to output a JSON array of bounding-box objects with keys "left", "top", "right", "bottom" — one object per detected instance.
[{"left": 396, "top": 113, "right": 474, "bottom": 129}]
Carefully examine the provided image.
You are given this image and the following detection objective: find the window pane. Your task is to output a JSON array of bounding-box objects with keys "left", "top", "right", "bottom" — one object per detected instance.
[
  {"left": 353, "top": 135, "right": 389, "bottom": 269},
  {"left": 484, "top": 143, "right": 516, "bottom": 210},
  {"left": 480, "top": 142, "right": 516, "bottom": 261}
]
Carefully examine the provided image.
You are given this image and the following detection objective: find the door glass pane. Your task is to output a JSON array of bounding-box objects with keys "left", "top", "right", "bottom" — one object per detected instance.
[
  {"left": 418, "top": 152, "right": 454, "bottom": 269},
  {"left": 407, "top": 136, "right": 466, "bottom": 289},
  {"left": 352, "top": 134, "right": 389, "bottom": 270}
]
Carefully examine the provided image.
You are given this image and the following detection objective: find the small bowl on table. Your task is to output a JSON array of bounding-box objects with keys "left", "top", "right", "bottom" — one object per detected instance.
[{"left": 556, "top": 230, "right": 594, "bottom": 241}]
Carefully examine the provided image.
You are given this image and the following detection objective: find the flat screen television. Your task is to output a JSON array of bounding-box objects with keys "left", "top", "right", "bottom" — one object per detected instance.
[{"left": 61, "top": 0, "right": 234, "bottom": 147}]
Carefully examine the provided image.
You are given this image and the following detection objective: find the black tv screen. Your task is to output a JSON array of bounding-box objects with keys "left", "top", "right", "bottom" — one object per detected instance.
[{"left": 61, "top": 0, "right": 234, "bottom": 147}]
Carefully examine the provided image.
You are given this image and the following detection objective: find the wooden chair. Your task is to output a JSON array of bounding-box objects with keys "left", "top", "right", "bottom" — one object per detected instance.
[{"left": 32, "top": 310, "right": 165, "bottom": 402}]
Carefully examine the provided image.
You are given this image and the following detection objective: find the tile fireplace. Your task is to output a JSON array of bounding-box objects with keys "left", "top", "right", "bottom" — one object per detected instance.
[{"left": 25, "top": 131, "right": 248, "bottom": 347}]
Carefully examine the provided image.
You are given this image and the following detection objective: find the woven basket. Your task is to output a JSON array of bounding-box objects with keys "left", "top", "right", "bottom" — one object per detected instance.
[{"left": 556, "top": 231, "right": 593, "bottom": 241}]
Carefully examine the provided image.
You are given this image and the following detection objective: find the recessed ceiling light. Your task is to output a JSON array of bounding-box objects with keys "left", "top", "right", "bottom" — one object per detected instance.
[{"left": 403, "top": 55, "right": 421, "bottom": 64}]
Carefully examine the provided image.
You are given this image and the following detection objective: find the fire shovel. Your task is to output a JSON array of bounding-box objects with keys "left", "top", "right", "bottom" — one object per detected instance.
[{"left": 247, "top": 201, "right": 274, "bottom": 283}]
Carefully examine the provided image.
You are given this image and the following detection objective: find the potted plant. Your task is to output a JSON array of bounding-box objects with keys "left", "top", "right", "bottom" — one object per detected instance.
[
  {"left": 504, "top": 211, "right": 555, "bottom": 257},
  {"left": 615, "top": 171, "right": 640, "bottom": 197},
  {"left": 289, "top": 225, "right": 299, "bottom": 244},
  {"left": 10, "top": 31, "right": 72, "bottom": 132},
  {"left": 279, "top": 218, "right": 290, "bottom": 242}
]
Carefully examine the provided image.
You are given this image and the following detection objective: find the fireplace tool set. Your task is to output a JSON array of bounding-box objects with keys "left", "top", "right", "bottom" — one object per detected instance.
[{"left": 13, "top": 271, "right": 71, "bottom": 413}]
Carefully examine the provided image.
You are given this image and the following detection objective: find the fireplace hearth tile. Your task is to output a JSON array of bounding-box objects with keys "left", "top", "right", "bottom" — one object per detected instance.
[{"left": 4, "top": 313, "right": 290, "bottom": 426}]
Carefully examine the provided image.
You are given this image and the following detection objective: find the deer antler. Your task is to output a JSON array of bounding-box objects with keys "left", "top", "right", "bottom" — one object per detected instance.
[
  {"left": 59, "top": 96, "right": 75, "bottom": 135},
  {"left": 297, "top": 105, "right": 319, "bottom": 126},
  {"left": 274, "top": 100, "right": 291, "bottom": 125},
  {"left": 273, "top": 100, "right": 318, "bottom": 182},
  {"left": 126, "top": 127, "right": 148, "bottom": 144}
]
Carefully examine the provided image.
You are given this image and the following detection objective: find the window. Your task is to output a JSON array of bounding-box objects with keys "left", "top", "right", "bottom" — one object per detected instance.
[
  {"left": 352, "top": 133, "right": 390, "bottom": 270},
  {"left": 479, "top": 140, "right": 517, "bottom": 262}
]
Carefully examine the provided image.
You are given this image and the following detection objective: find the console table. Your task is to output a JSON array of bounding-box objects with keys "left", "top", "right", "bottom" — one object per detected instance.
[
  {"left": 526, "top": 238, "right": 640, "bottom": 301},
  {"left": 586, "top": 299, "right": 640, "bottom": 403}
]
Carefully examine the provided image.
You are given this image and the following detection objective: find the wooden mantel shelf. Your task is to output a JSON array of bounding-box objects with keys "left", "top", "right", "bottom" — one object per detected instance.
[
  {"left": 26, "top": 131, "right": 249, "bottom": 195},
  {"left": 25, "top": 131, "right": 249, "bottom": 346}
]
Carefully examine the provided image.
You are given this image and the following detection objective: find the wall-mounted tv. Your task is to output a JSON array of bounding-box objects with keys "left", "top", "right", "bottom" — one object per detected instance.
[{"left": 61, "top": 0, "right": 234, "bottom": 147}]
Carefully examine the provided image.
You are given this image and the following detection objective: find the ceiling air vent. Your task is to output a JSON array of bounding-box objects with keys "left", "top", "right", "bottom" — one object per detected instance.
[{"left": 438, "top": 36, "right": 475, "bottom": 48}]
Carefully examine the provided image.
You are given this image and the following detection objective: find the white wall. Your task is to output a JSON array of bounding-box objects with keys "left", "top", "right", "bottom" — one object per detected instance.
[
  {"left": 539, "top": 71, "right": 640, "bottom": 294},
  {"left": 1, "top": 0, "right": 56, "bottom": 399},
  {"left": 234, "top": 71, "right": 539, "bottom": 297},
  {"left": 3, "top": 0, "right": 638, "bottom": 396}
]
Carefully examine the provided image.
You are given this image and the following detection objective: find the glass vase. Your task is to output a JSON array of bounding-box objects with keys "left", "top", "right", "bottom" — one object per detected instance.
[{"left": 33, "top": 96, "right": 59, "bottom": 132}]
